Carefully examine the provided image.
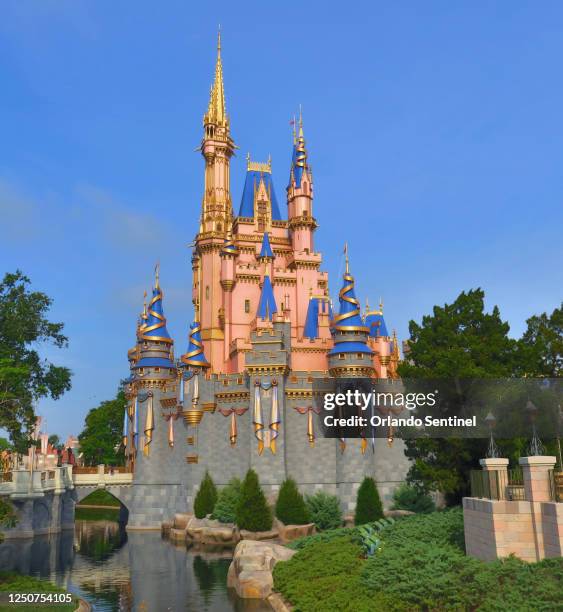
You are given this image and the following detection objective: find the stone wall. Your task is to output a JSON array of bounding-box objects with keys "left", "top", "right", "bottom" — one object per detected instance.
[{"left": 463, "top": 456, "right": 562, "bottom": 562}]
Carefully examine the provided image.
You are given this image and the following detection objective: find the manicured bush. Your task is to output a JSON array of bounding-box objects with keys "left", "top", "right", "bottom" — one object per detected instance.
[
  {"left": 193, "top": 471, "right": 218, "bottom": 519},
  {"left": 391, "top": 483, "right": 435, "bottom": 514},
  {"left": 236, "top": 469, "right": 272, "bottom": 531},
  {"left": 354, "top": 477, "right": 383, "bottom": 525},
  {"left": 211, "top": 478, "right": 241, "bottom": 523},
  {"left": 275, "top": 478, "right": 310, "bottom": 525},
  {"left": 273, "top": 538, "right": 402, "bottom": 612},
  {"left": 305, "top": 491, "right": 342, "bottom": 531},
  {"left": 275, "top": 509, "right": 563, "bottom": 611}
]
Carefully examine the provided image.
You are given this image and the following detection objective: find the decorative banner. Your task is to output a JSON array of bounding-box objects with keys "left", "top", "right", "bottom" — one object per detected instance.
[
  {"left": 339, "top": 439, "right": 346, "bottom": 453},
  {"left": 192, "top": 374, "right": 199, "bottom": 407},
  {"left": 269, "top": 380, "right": 280, "bottom": 454},
  {"left": 219, "top": 407, "right": 248, "bottom": 446},
  {"left": 360, "top": 436, "right": 367, "bottom": 455},
  {"left": 253, "top": 382, "right": 264, "bottom": 455},
  {"left": 143, "top": 393, "right": 154, "bottom": 456},
  {"left": 122, "top": 407, "right": 129, "bottom": 448},
  {"left": 133, "top": 397, "right": 139, "bottom": 452},
  {"left": 178, "top": 373, "right": 185, "bottom": 406},
  {"left": 162, "top": 409, "right": 181, "bottom": 448},
  {"left": 293, "top": 406, "right": 321, "bottom": 448}
]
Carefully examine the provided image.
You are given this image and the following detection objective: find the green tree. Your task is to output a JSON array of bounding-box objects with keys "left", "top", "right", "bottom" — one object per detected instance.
[
  {"left": 354, "top": 477, "right": 384, "bottom": 525},
  {"left": 398, "top": 289, "right": 521, "bottom": 504},
  {"left": 78, "top": 388, "right": 126, "bottom": 466},
  {"left": 212, "top": 478, "right": 241, "bottom": 523},
  {"left": 194, "top": 471, "right": 218, "bottom": 519},
  {"left": 0, "top": 438, "right": 11, "bottom": 452},
  {"left": 48, "top": 434, "right": 63, "bottom": 451},
  {"left": 236, "top": 469, "right": 272, "bottom": 532},
  {"left": 275, "top": 478, "right": 310, "bottom": 525},
  {"left": 0, "top": 271, "right": 71, "bottom": 451},
  {"left": 305, "top": 491, "right": 343, "bottom": 531},
  {"left": 518, "top": 303, "right": 562, "bottom": 377},
  {"left": 391, "top": 483, "right": 435, "bottom": 514}
]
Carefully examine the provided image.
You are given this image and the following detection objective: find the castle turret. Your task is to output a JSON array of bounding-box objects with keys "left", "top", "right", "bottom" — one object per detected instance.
[
  {"left": 287, "top": 111, "right": 316, "bottom": 253},
  {"left": 365, "top": 299, "right": 391, "bottom": 377},
  {"left": 257, "top": 232, "right": 274, "bottom": 278},
  {"left": 328, "top": 246, "right": 374, "bottom": 378}
]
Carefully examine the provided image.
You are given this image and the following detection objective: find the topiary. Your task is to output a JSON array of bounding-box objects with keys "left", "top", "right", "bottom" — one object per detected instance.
[
  {"left": 211, "top": 478, "right": 241, "bottom": 523},
  {"left": 305, "top": 491, "right": 343, "bottom": 531},
  {"left": 193, "top": 470, "right": 218, "bottom": 519},
  {"left": 354, "top": 477, "right": 384, "bottom": 525},
  {"left": 275, "top": 478, "right": 310, "bottom": 525},
  {"left": 236, "top": 469, "right": 272, "bottom": 532},
  {"left": 391, "top": 483, "right": 435, "bottom": 514}
]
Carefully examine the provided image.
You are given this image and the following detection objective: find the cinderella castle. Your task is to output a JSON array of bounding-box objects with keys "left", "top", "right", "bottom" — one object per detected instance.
[{"left": 122, "top": 33, "right": 409, "bottom": 528}]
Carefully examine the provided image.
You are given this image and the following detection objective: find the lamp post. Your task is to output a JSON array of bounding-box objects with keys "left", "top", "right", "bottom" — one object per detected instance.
[
  {"left": 485, "top": 412, "right": 500, "bottom": 459},
  {"left": 525, "top": 399, "right": 545, "bottom": 456}
]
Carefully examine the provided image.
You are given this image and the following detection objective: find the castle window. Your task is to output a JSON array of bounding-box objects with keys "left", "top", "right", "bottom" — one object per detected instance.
[
  {"left": 155, "top": 367, "right": 161, "bottom": 372},
  {"left": 338, "top": 354, "right": 345, "bottom": 360},
  {"left": 357, "top": 354, "right": 362, "bottom": 359},
  {"left": 216, "top": 223, "right": 222, "bottom": 232},
  {"left": 244, "top": 299, "right": 250, "bottom": 313},
  {"left": 205, "top": 286, "right": 210, "bottom": 300}
]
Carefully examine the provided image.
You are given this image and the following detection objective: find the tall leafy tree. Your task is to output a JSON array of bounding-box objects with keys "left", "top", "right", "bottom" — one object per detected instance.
[
  {"left": 0, "top": 271, "right": 71, "bottom": 451},
  {"left": 398, "top": 289, "right": 519, "bottom": 504},
  {"left": 518, "top": 303, "right": 562, "bottom": 377},
  {"left": 79, "top": 388, "right": 126, "bottom": 466}
]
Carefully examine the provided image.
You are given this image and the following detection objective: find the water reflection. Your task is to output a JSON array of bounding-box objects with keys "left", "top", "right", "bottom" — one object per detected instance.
[{"left": 0, "top": 521, "right": 269, "bottom": 611}]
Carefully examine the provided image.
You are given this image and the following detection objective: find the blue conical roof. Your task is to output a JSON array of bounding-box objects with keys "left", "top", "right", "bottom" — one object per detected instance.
[
  {"left": 257, "top": 275, "right": 277, "bottom": 320},
  {"left": 329, "top": 262, "right": 372, "bottom": 356},
  {"left": 141, "top": 282, "right": 172, "bottom": 343},
  {"left": 365, "top": 312, "right": 389, "bottom": 338},
  {"left": 181, "top": 321, "right": 210, "bottom": 367},
  {"left": 259, "top": 232, "right": 274, "bottom": 259}
]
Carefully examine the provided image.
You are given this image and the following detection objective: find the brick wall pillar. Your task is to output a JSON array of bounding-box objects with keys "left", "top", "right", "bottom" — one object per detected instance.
[
  {"left": 519, "top": 456, "right": 556, "bottom": 502},
  {"left": 479, "top": 457, "right": 509, "bottom": 500}
]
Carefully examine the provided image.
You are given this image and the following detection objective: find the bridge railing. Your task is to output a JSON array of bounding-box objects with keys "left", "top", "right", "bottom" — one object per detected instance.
[
  {"left": 0, "top": 465, "right": 74, "bottom": 499},
  {"left": 72, "top": 464, "right": 133, "bottom": 487}
]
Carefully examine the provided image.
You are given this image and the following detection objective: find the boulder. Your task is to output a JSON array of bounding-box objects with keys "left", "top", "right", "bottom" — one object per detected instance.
[
  {"left": 239, "top": 528, "right": 279, "bottom": 541},
  {"left": 161, "top": 520, "right": 172, "bottom": 537},
  {"left": 274, "top": 518, "right": 315, "bottom": 544},
  {"left": 173, "top": 513, "right": 192, "bottom": 529},
  {"left": 384, "top": 509, "right": 415, "bottom": 518},
  {"left": 227, "top": 540, "right": 295, "bottom": 599},
  {"left": 169, "top": 527, "right": 187, "bottom": 543},
  {"left": 185, "top": 517, "right": 240, "bottom": 546}
]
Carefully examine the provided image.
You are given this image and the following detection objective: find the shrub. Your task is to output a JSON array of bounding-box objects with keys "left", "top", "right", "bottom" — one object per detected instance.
[
  {"left": 236, "top": 469, "right": 272, "bottom": 531},
  {"left": 211, "top": 478, "right": 241, "bottom": 523},
  {"left": 354, "top": 477, "right": 383, "bottom": 525},
  {"left": 305, "top": 491, "right": 342, "bottom": 531},
  {"left": 275, "top": 478, "right": 310, "bottom": 525},
  {"left": 193, "top": 471, "right": 218, "bottom": 519},
  {"left": 391, "top": 483, "right": 435, "bottom": 514},
  {"left": 273, "top": 538, "right": 404, "bottom": 612}
]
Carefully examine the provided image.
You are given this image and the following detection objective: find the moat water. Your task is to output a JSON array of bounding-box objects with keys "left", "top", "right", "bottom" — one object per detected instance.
[{"left": 0, "top": 520, "right": 269, "bottom": 611}]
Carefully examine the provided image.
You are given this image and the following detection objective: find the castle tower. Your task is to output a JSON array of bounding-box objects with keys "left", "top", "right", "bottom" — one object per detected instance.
[
  {"left": 286, "top": 114, "right": 322, "bottom": 337},
  {"left": 127, "top": 268, "right": 184, "bottom": 528},
  {"left": 365, "top": 299, "right": 391, "bottom": 378},
  {"left": 197, "top": 30, "right": 236, "bottom": 370},
  {"left": 328, "top": 246, "right": 374, "bottom": 378}
]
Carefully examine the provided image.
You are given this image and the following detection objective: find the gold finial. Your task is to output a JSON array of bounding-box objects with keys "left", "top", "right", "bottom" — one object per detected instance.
[
  {"left": 379, "top": 297, "right": 384, "bottom": 313},
  {"left": 366, "top": 297, "right": 370, "bottom": 313},
  {"left": 298, "top": 104, "right": 304, "bottom": 138},
  {"left": 154, "top": 262, "right": 160, "bottom": 289},
  {"left": 292, "top": 114, "right": 297, "bottom": 144},
  {"left": 392, "top": 329, "right": 400, "bottom": 360},
  {"left": 246, "top": 152, "right": 250, "bottom": 169},
  {"left": 344, "top": 243, "right": 349, "bottom": 274},
  {"left": 267, "top": 154, "right": 271, "bottom": 169},
  {"left": 206, "top": 27, "right": 227, "bottom": 125}
]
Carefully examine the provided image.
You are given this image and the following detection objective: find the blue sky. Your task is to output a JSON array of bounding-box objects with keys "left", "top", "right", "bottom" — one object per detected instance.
[{"left": 1, "top": 2, "right": 562, "bottom": 440}]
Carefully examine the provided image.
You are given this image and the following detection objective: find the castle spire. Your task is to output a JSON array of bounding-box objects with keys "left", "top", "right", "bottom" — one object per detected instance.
[{"left": 205, "top": 27, "right": 227, "bottom": 127}]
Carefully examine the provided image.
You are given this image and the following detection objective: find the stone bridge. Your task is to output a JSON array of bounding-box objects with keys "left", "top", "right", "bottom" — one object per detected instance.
[{"left": 0, "top": 465, "right": 134, "bottom": 539}]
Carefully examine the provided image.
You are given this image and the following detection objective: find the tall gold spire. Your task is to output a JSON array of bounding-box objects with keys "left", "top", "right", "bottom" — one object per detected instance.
[{"left": 205, "top": 28, "right": 227, "bottom": 126}]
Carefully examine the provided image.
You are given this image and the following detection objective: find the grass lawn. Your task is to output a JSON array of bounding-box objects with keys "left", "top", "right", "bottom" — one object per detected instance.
[
  {"left": 77, "top": 489, "right": 121, "bottom": 507},
  {"left": 0, "top": 573, "right": 77, "bottom": 612},
  {"left": 273, "top": 509, "right": 563, "bottom": 611}
]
